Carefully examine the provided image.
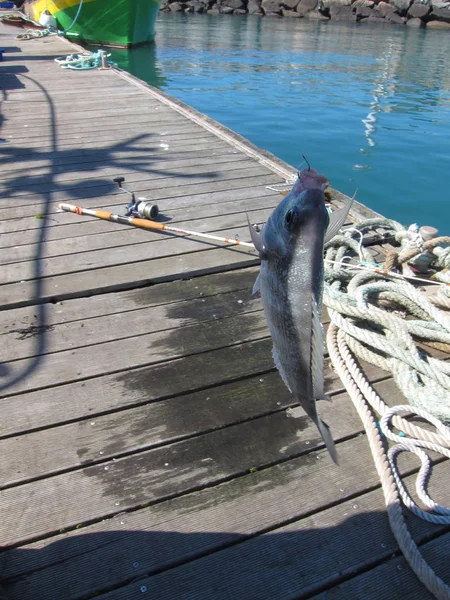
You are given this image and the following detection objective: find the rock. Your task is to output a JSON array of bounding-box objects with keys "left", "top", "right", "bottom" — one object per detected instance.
[
  {"left": 248, "top": 0, "right": 264, "bottom": 11},
  {"left": 262, "top": 0, "right": 283, "bottom": 11},
  {"left": 282, "top": 0, "right": 300, "bottom": 8},
  {"left": 377, "top": 1, "right": 396, "bottom": 14},
  {"left": 223, "top": 0, "right": 245, "bottom": 8},
  {"left": 427, "top": 14, "right": 450, "bottom": 22},
  {"left": 186, "top": 0, "right": 206, "bottom": 11},
  {"left": 406, "top": 14, "right": 423, "bottom": 21},
  {"left": 221, "top": 0, "right": 245, "bottom": 9},
  {"left": 282, "top": 7, "right": 302, "bottom": 13},
  {"left": 328, "top": 3, "right": 357, "bottom": 18},
  {"left": 383, "top": 9, "right": 406, "bottom": 19},
  {"left": 353, "top": 0, "right": 375, "bottom": 16},
  {"left": 353, "top": 0, "right": 375, "bottom": 9},
  {"left": 388, "top": 0, "right": 413, "bottom": 13},
  {"left": 429, "top": 5, "right": 450, "bottom": 18},
  {"left": 169, "top": 2, "right": 185, "bottom": 10},
  {"left": 207, "top": 6, "right": 221, "bottom": 11},
  {"left": 323, "top": 0, "right": 352, "bottom": 6},
  {"left": 296, "top": 0, "right": 318, "bottom": 13},
  {"left": 407, "top": 0, "right": 430, "bottom": 15},
  {"left": 219, "top": 4, "right": 235, "bottom": 11},
  {"left": 234, "top": 7, "right": 248, "bottom": 12},
  {"left": 431, "top": 0, "right": 450, "bottom": 9},
  {"left": 305, "top": 8, "right": 330, "bottom": 16}
]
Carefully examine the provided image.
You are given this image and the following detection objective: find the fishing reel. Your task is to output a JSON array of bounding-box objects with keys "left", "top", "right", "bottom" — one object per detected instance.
[{"left": 113, "top": 177, "right": 159, "bottom": 220}]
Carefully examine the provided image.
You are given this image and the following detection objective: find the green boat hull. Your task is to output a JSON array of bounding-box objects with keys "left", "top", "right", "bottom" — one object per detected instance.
[{"left": 26, "top": 0, "right": 161, "bottom": 47}]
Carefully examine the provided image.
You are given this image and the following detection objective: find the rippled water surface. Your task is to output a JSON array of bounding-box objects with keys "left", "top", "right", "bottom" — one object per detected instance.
[{"left": 109, "top": 16, "right": 450, "bottom": 229}]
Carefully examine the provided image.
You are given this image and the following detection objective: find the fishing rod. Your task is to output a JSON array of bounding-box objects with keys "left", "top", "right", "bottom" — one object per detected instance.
[
  {"left": 58, "top": 176, "right": 448, "bottom": 288},
  {"left": 57, "top": 200, "right": 449, "bottom": 288},
  {"left": 57, "top": 202, "right": 256, "bottom": 250},
  {"left": 58, "top": 176, "right": 255, "bottom": 249}
]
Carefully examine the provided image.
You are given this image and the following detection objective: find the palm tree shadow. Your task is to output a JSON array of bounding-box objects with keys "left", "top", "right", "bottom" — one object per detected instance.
[{"left": 0, "top": 71, "right": 217, "bottom": 394}]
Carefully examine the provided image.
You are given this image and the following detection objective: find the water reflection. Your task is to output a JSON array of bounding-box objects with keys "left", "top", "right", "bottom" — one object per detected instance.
[
  {"left": 108, "top": 44, "right": 167, "bottom": 88},
  {"left": 108, "top": 15, "right": 450, "bottom": 227}
]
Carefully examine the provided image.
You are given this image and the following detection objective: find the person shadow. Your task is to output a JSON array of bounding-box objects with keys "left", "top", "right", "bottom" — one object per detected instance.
[{"left": 0, "top": 504, "right": 447, "bottom": 600}]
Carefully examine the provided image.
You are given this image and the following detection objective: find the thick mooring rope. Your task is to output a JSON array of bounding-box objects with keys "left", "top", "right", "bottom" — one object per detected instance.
[{"left": 324, "top": 218, "right": 450, "bottom": 599}]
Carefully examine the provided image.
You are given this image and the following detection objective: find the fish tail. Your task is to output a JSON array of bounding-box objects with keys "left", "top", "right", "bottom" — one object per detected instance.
[{"left": 315, "top": 417, "right": 339, "bottom": 465}]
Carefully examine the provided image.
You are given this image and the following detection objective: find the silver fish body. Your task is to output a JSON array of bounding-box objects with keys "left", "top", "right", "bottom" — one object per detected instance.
[{"left": 250, "top": 185, "right": 351, "bottom": 464}]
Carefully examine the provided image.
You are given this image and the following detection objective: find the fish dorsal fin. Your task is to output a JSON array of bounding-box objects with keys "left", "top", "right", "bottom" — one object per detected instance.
[
  {"left": 311, "top": 295, "right": 325, "bottom": 399},
  {"left": 252, "top": 272, "right": 261, "bottom": 295},
  {"left": 272, "top": 346, "right": 292, "bottom": 393},
  {"left": 324, "top": 195, "right": 354, "bottom": 244},
  {"left": 247, "top": 214, "right": 267, "bottom": 259}
]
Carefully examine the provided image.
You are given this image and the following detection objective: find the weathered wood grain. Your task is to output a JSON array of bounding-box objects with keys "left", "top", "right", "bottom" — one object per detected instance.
[
  {"left": 3, "top": 441, "right": 446, "bottom": 600},
  {"left": 0, "top": 175, "right": 280, "bottom": 230},
  {"left": 0, "top": 190, "right": 279, "bottom": 248},
  {"left": 311, "top": 531, "right": 450, "bottom": 600},
  {"left": 2, "top": 21, "right": 444, "bottom": 600},
  {"left": 0, "top": 286, "right": 263, "bottom": 362},
  {"left": 0, "top": 267, "right": 259, "bottom": 334},
  {"left": 0, "top": 207, "right": 271, "bottom": 268},
  {"left": 0, "top": 245, "right": 260, "bottom": 309},
  {"left": 0, "top": 308, "right": 270, "bottom": 398},
  {"left": 2, "top": 159, "right": 268, "bottom": 199},
  {"left": 0, "top": 365, "right": 397, "bottom": 491}
]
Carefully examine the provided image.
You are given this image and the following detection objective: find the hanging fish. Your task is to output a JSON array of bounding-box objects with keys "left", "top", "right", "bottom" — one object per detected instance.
[{"left": 249, "top": 179, "right": 353, "bottom": 464}]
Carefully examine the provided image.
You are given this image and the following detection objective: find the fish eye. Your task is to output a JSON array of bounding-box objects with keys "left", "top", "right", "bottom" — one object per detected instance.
[{"left": 285, "top": 209, "right": 294, "bottom": 227}]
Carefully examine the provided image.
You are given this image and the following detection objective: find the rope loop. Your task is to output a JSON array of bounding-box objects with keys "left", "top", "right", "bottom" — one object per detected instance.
[{"left": 325, "top": 216, "right": 450, "bottom": 599}]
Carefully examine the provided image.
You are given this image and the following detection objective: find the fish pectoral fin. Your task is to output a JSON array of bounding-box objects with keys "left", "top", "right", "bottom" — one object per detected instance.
[
  {"left": 252, "top": 272, "right": 261, "bottom": 295},
  {"left": 247, "top": 214, "right": 267, "bottom": 259},
  {"left": 272, "top": 346, "right": 292, "bottom": 393},
  {"left": 311, "top": 295, "right": 325, "bottom": 399},
  {"left": 324, "top": 194, "right": 355, "bottom": 244}
]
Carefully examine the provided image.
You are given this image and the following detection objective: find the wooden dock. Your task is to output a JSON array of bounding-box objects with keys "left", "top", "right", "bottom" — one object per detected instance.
[{"left": 0, "top": 20, "right": 448, "bottom": 600}]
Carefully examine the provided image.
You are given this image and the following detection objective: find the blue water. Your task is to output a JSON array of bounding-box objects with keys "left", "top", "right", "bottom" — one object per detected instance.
[{"left": 109, "top": 15, "right": 450, "bottom": 230}]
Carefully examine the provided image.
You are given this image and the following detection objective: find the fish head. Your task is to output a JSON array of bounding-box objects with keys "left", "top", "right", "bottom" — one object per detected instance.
[
  {"left": 262, "top": 187, "right": 329, "bottom": 260},
  {"left": 293, "top": 168, "right": 328, "bottom": 195}
]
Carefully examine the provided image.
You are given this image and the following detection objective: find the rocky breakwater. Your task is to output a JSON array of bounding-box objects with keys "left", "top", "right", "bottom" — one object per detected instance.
[{"left": 160, "top": 0, "right": 450, "bottom": 28}]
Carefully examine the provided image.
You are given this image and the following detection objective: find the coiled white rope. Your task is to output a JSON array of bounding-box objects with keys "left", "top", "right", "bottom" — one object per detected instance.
[
  {"left": 324, "top": 219, "right": 450, "bottom": 599},
  {"left": 327, "top": 324, "right": 450, "bottom": 600}
]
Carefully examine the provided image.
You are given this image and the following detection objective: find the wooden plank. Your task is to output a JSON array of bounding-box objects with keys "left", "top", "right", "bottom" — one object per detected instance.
[
  {"left": 0, "top": 366, "right": 393, "bottom": 489},
  {"left": 0, "top": 222, "right": 259, "bottom": 287},
  {"left": 0, "top": 190, "right": 279, "bottom": 248},
  {"left": 0, "top": 394, "right": 393, "bottom": 549},
  {"left": 1, "top": 101, "right": 174, "bottom": 122},
  {"left": 0, "top": 127, "right": 223, "bottom": 155},
  {"left": 0, "top": 166, "right": 278, "bottom": 217},
  {"left": 2, "top": 441, "right": 447, "bottom": 600},
  {"left": 0, "top": 174, "right": 280, "bottom": 227},
  {"left": 0, "top": 308, "right": 270, "bottom": 397},
  {"left": 1, "top": 159, "right": 267, "bottom": 199},
  {"left": 312, "top": 532, "right": 450, "bottom": 600},
  {"left": 0, "top": 267, "right": 260, "bottom": 333},
  {"left": 1, "top": 153, "right": 253, "bottom": 190},
  {"left": 0, "top": 285, "right": 263, "bottom": 362},
  {"left": 0, "top": 338, "right": 275, "bottom": 437},
  {"left": 0, "top": 245, "right": 260, "bottom": 309},
  {"left": 1, "top": 113, "right": 202, "bottom": 143},
  {"left": 90, "top": 460, "right": 448, "bottom": 600},
  {"left": 0, "top": 206, "right": 272, "bottom": 268},
  {"left": 1, "top": 141, "right": 236, "bottom": 177}
]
